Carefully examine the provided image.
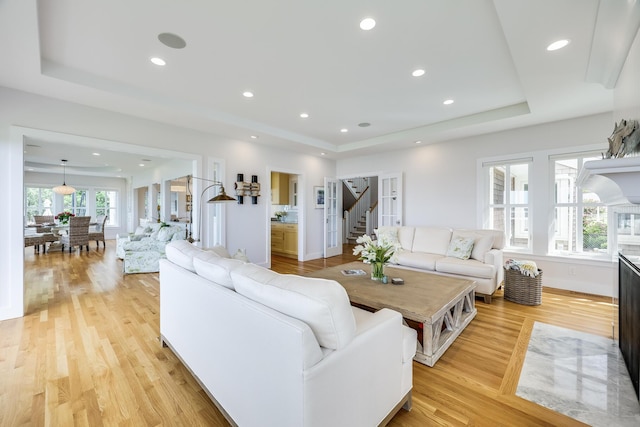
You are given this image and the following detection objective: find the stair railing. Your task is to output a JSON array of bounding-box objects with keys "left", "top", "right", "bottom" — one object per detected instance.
[
  {"left": 345, "top": 185, "right": 371, "bottom": 240},
  {"left": 366, "top": 201, "right": 378, "bottom": 236},
  {"left": 344, "top": 177, "right": 369, "bottom": 199}
]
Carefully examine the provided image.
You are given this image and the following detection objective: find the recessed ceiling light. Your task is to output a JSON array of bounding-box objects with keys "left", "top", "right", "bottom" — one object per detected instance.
[
  {"left": 150, "top": 57, "right": 166, "bottom": 66},
  {"left": 412, "top": 69, "right": 425, "bottom": 77},
  {"left": 415, "top": 140, "right": 422, "bottom": 144},
  {"left": 321, "top": 152, "right": 326, "bottom": 156},
  {"left": 360, "top": 18, "right": 376, "bottom": 30},
  {"left": 243, "top": 91, "right": 254, "bottom": 98},
  {"left": 547, "top": 39, "right": 570, "bottom": 51},
  {"left": 340, "top": 128, "right": 348, "bottom": 133},
  {"left": 158, "top": 32, "right": 187, "bottom": 49},
  {"left": 92, "top": 152, "right": 100, "bottom": 156},
  {"left": 443, "top": 99, "right": 454, "bottom": 105},
  {"left": 250, "top": 135, "right": 258, "bottom": 139},
  {"left": 300, "top": 113, "right": 309, "bottom": 118},
  {"left": 139, "top": 163, "right": 145, "bottom": 167}
]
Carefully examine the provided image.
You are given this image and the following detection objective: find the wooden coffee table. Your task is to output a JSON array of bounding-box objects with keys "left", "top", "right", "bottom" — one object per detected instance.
[{"left": 307, "top": 262, "right": 477, "bottom": 366}]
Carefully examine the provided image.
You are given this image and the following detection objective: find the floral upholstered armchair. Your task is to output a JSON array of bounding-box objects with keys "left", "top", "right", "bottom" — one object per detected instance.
[{"left": 118, "top": 223, "right": 186, "bottom": 274}]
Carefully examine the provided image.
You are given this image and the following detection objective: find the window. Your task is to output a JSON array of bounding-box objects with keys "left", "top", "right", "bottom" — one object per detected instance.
[
  {"left": 485, "top": 161, "right": 531, "bottom": 250},
  {"left": 63, "top": 190, "right": 87, "bottom": 217},
  {"left": 551, "top": 154, "right": 608, "bottom": 256},
  {"left": 96, "top": 190, "right": 118, "bottom": 226},
  {"left": 25, "top": 187, "right": 54, "bottom": 223},
  {"left": 615, "top": 206, "right": 640, "bottom": 257}
]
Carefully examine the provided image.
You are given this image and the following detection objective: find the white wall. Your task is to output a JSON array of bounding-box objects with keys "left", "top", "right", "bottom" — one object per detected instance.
[{"left": 1, "top": 86, "right": 335, "bottom": 320}]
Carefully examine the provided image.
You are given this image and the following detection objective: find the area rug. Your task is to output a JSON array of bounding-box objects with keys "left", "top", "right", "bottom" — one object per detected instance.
[{"left": 517, "top": 322, "right": 640, "bottom": 426}]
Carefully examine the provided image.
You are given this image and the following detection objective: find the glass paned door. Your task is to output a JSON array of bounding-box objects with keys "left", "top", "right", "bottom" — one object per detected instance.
[
  {"left": 324, "top": 178, "right": 342, "bottom": 257},
  {"left": 378, "top": 173, "right": 403, "bottom": 226}
]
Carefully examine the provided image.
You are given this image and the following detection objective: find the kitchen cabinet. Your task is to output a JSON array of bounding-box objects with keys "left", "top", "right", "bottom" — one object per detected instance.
[
  {"left": 271, "top": 222, "right": 297, "bottom": 258},
  {"left": 271, "top": 172, "right": 289, "bottom": 205}
]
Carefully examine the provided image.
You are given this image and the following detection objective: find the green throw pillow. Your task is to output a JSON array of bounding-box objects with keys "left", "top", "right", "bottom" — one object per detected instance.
[{"left": 446, "top": 236, "right": 475, "bottom": 260}]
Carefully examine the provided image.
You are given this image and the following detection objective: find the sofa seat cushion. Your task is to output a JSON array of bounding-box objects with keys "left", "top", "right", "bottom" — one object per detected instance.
[
  {"left": 394, "top": 251, "right": 442, "bottom": 271},
  {"left": 194, "top": 256, "right": 245, "bottom": 290},
  {"left": 123, "top": 250, "right": 164, "bottom": 274},
  {"left": 435, "top": 257, "right": 496, "bottom": 279},
  {"left": 122, "top": 238, "right": 166, "bottom": 253},
  {"left": 352, "top": 307, "right": 417, "bottom": 363},
  {"left": 232, "top": 264, "right": 356, "bottom": 350}
]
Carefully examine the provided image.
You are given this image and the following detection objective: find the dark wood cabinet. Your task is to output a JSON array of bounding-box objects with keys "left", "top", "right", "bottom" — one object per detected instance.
[{"left": 619, "top": 253, "right": 640, "bottom": 399}]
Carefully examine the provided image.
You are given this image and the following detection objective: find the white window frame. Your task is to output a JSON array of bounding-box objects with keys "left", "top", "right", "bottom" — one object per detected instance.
[
  {"left": 550, "top": 152, "right": 610, "bottom": 259},
  {"left": 482, "top": 158, "right": 532, "bottom": 252},
  {"left": 95, "top": 188, "right": 119, "bottom": 227}
]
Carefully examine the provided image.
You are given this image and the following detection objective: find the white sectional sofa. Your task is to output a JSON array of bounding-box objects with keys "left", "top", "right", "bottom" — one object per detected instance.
[
  {"left": 159, "top": 240, "right": 417, "bottom": 427},
  {"left": 376, "top": 226, "right": 506, "bottom": 303}
]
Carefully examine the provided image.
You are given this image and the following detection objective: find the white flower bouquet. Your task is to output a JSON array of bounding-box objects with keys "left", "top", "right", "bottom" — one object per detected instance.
[{"left": 353, "top": 233, "right": 400, "bottom": 280}]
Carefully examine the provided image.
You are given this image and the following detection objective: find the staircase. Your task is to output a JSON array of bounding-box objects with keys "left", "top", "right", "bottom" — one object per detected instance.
[
  {"left": 346, "top": 214, "right": 368, "bottom": 244},
  {"left": 344, "top": 178, "right": 377, "bottom": 243}
]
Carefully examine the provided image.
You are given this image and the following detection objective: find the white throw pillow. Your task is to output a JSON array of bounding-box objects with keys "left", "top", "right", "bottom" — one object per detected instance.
[
  {"left": 232, "top": 264, "right": 357, "bottom": 350},
  {"left": 134, "top": 226, "right": 147, "bottom": 235},
  {"left": 208, "top": 245, "right": 231, "bottom": 258},
  {"left": 232, "top": 249, "right": 250, "bottom": 262},
  {"left": 446, "top": 236, "right": 475, "bottom": 260},
  {"left": 375, "top": 227, "right": 399, "bottom": 246},
  {"left": 193, "top": 256, "right": 245, "bottom": 289},
  {"left": 470, "top": 234, "right": 494, "bottom": 261},
  {"left": 156, "top": 227, "right": 174, "bottom": 242}
]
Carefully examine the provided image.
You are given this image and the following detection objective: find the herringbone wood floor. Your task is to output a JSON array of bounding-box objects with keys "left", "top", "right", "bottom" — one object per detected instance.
[{"left": 1, "top": 241, "right": 614, "bottom": 426}]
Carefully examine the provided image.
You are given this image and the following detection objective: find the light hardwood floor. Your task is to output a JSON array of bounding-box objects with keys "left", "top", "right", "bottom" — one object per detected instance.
[{"left": 1, "top": 241, "right": 614, "bottom": 426}]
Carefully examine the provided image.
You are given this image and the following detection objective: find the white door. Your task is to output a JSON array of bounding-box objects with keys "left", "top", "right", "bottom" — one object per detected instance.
[
  {"left": 378, "top": 173, "right": 403, "bottom": 226},
  {"left": 324, "top": 178, "right": 343, "bottom": 257}
]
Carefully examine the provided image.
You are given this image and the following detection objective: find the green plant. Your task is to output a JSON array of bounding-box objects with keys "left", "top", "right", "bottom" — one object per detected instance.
[{"left": 583, "top": 218, "right": 607, "bottom": 250}]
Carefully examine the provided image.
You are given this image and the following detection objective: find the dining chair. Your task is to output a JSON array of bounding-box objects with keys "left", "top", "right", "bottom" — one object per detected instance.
[
  {"left": 24, "top": 232, "right": 45, "bottom": 253},
  {"left": 34, "top": 215, "right": 54, "bottom": 224},
  {"left": 60, "top": 216, "right": 91, "bottom": 252},
  {"left": 34, "top": 215, "right": 54, "bottom": 232},
  {"left": 88, "top": 215, "right": 108, "bottom": 248}
]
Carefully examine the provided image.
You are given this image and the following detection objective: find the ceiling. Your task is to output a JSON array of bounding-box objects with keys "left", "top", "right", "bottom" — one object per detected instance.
[{"left": 2, "top": 0, "right": 638, "bottom": 176}]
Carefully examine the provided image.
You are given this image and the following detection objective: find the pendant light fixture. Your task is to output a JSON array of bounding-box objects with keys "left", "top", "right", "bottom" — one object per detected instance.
[{"left": 52, "top": 159, "right": 76, "bottom": 195}]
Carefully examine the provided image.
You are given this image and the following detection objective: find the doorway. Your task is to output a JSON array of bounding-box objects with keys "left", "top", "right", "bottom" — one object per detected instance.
[{"left": 270, "top": 170, "right": 301, "bottom": 261}]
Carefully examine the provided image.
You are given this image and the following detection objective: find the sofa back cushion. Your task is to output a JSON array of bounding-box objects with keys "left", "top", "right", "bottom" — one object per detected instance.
[
  {"left": 232, "top": 264, "right": 356, "bottom": 350},
  {"left": 194, "top": 256, "right": 245, "bottom": 289},
  {"left": 412, "top": 227, "right": 452, "bottom": 255},
  {"left": 453, "top": 229, "right": 504, "bottom": 261},
  {"left": 165, "top": 240, "right": 205, "bottom": 272}
]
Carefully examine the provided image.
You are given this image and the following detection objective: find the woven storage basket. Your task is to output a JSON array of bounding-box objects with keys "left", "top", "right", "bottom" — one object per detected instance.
[{"left": 504, "top": 268, "right": 542, "bottom": 305}]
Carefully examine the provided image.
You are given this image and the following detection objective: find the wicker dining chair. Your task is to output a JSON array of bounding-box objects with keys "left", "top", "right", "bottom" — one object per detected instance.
[
  {"left": 60, "top": 216, "right": 91, "bottom": 252},
  {"left": 34, "top": 215, "right": 54, "bottom": 224},
  {"left": 88, "top": 215, "right": 108, "bottom": 248},
  {"left": 34, "top": 215, "right": 54, "bottom": 232}
]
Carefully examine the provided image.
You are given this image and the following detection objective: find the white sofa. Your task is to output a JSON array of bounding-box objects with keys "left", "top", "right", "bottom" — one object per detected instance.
[
  {"left": 377, "top": 226, "right": 506, "bottom": 303},
  {"left": 160, "top": 240, "right": 417, "bottom": 427},
  {"left": 116, "top": 223, "right": 185, "bottom": 273}
]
